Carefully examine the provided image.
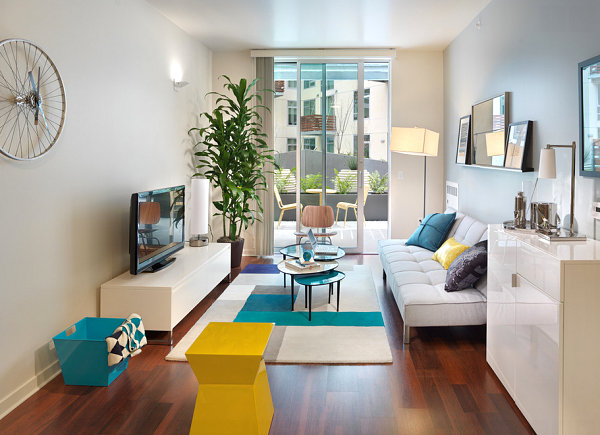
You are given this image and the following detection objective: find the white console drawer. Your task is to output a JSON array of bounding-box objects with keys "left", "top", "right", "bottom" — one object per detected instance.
[{"left": 516, "top": 242, "right": 561, "bottom": 302}]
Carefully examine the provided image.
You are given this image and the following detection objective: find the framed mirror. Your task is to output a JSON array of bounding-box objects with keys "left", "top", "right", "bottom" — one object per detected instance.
[
  {"left": 579, "top": 54, "right": 600, "bottom": 177},
  {"left": 470, "top": 93, "right": 508, "bottom": 167}
]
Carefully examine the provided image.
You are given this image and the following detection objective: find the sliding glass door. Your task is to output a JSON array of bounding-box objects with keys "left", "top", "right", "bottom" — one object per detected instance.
[{"left": 273, "top": 60, "right": 389, "bottom": 253}]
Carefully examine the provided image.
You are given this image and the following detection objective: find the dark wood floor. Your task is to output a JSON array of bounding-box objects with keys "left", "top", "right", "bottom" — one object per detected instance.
[{"left": 0, "top": 255, "right": 534, "bottom": 435}]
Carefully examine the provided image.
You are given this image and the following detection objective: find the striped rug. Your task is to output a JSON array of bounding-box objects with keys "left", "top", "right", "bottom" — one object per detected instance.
[{"left": 166, "top": 264, "right": 392, "bottom": 364}]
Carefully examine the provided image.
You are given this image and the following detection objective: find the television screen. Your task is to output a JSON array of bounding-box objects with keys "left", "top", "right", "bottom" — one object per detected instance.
[{"left": 130, "top": 185, "right": 185, "bottom": 274}]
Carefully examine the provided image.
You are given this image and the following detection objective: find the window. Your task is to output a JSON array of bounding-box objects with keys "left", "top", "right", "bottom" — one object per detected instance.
[
  {"left": 303, "top": 99, "right": 316, "bottom": 116},
  {"left": 597, "top": 85, "right": 600, "bottom": 121},
  {"left": 353, "top": 134, "right": 370, "bottom": 158},
  {"left": 303, "top": 80, "right": 315, "bottom": 89},
  {"left": 303, "top": 137, "right": 316, "bottom": 150},
  {"left": 326, "top": 136, "right": 334, "bottom": 153},
  {"left": 326, "top": 80, "right": 334, "bottom": 90},
  {"left": 287, "top": 80, "right": 297, "bottom": 89},
  {"left": 326, "top": 95, "right": 335, "bottom": 116},
  {"left": 287, "top": 101, "right": 297, "bottom": 125},
  {"left": 287, "top": 138, "right": 297, "bottom": 152},
  {"left": 353, "top": 89, "right": 370, "bottom": 120}
]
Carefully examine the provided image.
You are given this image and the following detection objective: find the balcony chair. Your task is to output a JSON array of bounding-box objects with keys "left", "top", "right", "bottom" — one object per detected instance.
[
  {"left": 275, "top": 185, "right": 301, "bottom": 228},
  {"left": 294, "top": 205, "right": 337, "bottom": 244},
  {"left": 335, "top": 185, "right": 369, "bottom": 228}
]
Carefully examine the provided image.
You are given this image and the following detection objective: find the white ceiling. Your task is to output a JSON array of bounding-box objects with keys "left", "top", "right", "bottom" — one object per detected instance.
[{"left": 146, "top": 0, "right": 492, "bottom": 52}]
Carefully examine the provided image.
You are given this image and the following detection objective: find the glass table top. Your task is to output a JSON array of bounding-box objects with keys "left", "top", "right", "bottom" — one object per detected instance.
[
  {"left": 279, "top": 244, "right": 346, "bottom": 261},
  {"left": 277, "top": 259, "right": 338, "bottom": 275}
]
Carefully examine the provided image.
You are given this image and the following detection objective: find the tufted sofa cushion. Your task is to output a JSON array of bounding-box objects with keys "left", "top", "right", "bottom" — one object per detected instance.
[{"left": 378, "top": 211, "right": 488, "bottom": 334}]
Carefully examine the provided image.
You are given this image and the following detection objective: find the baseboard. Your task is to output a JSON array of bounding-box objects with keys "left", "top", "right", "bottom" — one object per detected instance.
[{"left": 0, "top": 361, "right": 61, "bottom": 421}]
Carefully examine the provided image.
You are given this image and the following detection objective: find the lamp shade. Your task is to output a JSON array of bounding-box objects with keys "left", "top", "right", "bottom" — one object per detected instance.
[
  {"left": 538, "top": 147, "right": 557, "bottom": 179},
  {"left": 390, "top": 127, "right": 439, "bottom": 157},
  {"left": 486, "top": 131, "right": 505, "bottom": 156},
  {"left": 190, "top": 178, "right": 209, "bottom": 235}
]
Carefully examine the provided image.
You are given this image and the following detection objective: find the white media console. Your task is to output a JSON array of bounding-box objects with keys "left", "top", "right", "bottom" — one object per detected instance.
[{"left": 100, "top": 243, "right": 231, "bottom": 336}]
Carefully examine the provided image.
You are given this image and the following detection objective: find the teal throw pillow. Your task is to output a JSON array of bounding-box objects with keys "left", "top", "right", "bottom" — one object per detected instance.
[{"left": 405, "top": 212, "right": 456, "bottom": 252}]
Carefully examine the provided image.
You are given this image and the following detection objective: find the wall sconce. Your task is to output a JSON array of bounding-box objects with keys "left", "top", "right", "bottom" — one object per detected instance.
[
  {"left": 173, "top": 80, "right": 190, "bottom": 91},
  {"left": 170, "top": 62, "right": 189, "bottom": 91}
]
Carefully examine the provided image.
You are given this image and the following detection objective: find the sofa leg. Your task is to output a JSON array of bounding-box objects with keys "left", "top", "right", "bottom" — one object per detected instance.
[
  {"left": 382, "top": 270, "right": 386, "bottom": 282},
  {"left": 403, "top": 325, "right": 410, "bottom": 344}
]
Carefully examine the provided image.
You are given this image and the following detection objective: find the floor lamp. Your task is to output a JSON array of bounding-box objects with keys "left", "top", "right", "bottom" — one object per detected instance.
[{"left": 390, "top": 127, "right": 440, "bottom": 219}]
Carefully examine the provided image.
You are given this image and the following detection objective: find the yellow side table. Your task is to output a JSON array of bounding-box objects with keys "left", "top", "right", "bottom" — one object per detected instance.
[{"left": 185, "top": 322, "right": 275, "bottom": 435}]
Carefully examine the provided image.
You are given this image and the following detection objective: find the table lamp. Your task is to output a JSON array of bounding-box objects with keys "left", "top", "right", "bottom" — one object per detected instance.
[
  {"left": 390, "top": 127, "right": 439, "bottom": 218},
  {"left": 190, "top": 177, "right": 210, "bottom": 247},
  {"left": 537, "top": 141, "right": 586, "bottom": 241}
]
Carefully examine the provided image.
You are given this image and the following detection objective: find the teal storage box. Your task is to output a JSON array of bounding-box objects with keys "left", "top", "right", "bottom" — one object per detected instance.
[{"left": 53, "top": 317, "right": 129, "bottom": 386}]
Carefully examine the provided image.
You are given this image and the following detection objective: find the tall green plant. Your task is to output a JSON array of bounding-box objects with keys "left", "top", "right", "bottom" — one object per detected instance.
[{"left": 189, "top": 75, "right": 275, "bottom": 242}]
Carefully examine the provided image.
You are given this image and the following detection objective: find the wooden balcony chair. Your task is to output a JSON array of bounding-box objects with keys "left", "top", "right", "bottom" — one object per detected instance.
[
  {"left": 335, "top": 185, "right": 369, "bottom": 228},
  {"left": 275, "top": 185, "right": 302, "bottom": 228},
  {"left": 294, "top": 205, "right": 337, "bottom": 244}
]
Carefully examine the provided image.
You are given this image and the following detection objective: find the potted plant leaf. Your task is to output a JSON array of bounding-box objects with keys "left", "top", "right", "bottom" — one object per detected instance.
[{"left": 189, "top": 75, "right": 275, "bottom": 268}]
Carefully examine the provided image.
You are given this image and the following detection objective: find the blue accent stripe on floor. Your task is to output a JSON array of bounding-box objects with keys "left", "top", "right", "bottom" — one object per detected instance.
[
  {"left": 241, "top": 264, "right": 280, "bottom": 274},
  {"left": 233, "top": 311, "right": 385, "bottom": 327},
  {"left": 241, "top": 294, "right": 295, "bottom": 312}
]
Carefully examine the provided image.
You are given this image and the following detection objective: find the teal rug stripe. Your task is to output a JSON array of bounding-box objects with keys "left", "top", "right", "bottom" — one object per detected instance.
[
  {"left": 241, "top": 294, "right": 294, "bottom": 312},
  {"left": 233, "top": 310, "right": 384, "bottom": 327}
]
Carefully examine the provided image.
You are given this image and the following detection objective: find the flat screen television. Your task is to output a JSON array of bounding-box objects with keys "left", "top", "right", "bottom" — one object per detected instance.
[{"left": 130, "top": 185, "right": 185, "bottom": 274}]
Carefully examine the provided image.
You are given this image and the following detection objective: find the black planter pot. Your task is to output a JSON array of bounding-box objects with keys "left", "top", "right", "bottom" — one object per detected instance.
[{"left": 218, "top": 237, "right": 245, "bottom": 269}]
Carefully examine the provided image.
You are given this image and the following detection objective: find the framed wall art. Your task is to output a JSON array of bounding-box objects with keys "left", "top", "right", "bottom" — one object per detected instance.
[
  {"left": 456, "top": 115, "right": 471, "bottom": 164},
  {"left": 504, "top": 121, "right": 532, "bottom": 170}
]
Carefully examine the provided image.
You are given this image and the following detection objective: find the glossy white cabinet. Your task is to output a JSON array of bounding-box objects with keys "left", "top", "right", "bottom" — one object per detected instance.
[
  {"left": 487, "top": 225, "right": 600, "bottom": 435},
  {"left": 101, "top": 244, "right": 231, "bottom": 332}
]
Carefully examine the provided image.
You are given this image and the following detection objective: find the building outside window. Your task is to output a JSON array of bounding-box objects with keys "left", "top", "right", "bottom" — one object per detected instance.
[
  {"left": 326, "top": 95, "right": 335, "bottom": 116},
  {"left": 326, "top": 136, "right": 334, "bottom": 153},
  {"left": 326, "top": 80, "right": 334, "bottom": 90},
  {"left": 303, "top": 99, "right": 316, "bottom": 116},
  {"left": 288, "top": 101, "right": 297, "bottom": 125},
  {"left": 303, "top": 80, "right": 315, "bottom": 89},
  {"left": 287, "top": 138, "right": 297, "bottom": 152},
  {"left": 287, "top": 80, "right": 297, "bottom": 89},
  {"left": 353, "top": 134, "right": 370, "bottom": 158},
  {"left": 353, "top": 89, "right": 370, "bottom": 120},
  {"left": 303, "top": 137, "right": 316, "bottom": 150}
]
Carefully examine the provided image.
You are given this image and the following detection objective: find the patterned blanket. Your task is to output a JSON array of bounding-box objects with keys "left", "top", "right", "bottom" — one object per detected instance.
[{"left": 106, "top": 313, "right": 147, "bottom": 366}]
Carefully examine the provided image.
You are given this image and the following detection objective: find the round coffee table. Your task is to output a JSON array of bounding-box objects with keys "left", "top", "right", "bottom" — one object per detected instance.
[
  {"left": 277, "top": 260, "right": 338, "bottom": 311},
  {"left": 295, "top": 271, "right": 345, "bottom": 320}
]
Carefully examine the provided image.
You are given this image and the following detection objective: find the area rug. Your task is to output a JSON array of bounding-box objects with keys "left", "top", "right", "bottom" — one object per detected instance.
[{"left": 166, "top": 264, "right": 392, "bottom": 364}]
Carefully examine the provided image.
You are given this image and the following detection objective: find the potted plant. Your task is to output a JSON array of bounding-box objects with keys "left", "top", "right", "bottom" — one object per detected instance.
[{"left": 189, "top": 75, "right": 275, "bottom": 268}]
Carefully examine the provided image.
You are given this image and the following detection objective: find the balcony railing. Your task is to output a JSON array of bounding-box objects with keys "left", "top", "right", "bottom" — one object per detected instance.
[{"left": 301, "top": 114, "right": 336, "bottom": 132}]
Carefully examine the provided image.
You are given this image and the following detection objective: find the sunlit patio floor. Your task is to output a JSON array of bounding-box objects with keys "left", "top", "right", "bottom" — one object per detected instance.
[{"left": 274, "top": 220, "right": 388, "bottom": 253}]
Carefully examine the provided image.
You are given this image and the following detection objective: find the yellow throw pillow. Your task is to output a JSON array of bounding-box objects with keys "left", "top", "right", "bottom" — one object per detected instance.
[{"left": 432, "top": 237, "right": 470, "bottom": 270}]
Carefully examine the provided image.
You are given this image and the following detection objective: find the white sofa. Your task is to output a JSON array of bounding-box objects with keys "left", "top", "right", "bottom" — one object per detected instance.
[{"left": 378, "top": 211, "right": 488, "bottom": 343}]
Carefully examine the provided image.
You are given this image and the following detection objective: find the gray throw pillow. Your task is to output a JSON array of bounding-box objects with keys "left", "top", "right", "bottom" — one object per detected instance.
[{"left": 445, "top": 240, "right": 487, "bottom": 292}]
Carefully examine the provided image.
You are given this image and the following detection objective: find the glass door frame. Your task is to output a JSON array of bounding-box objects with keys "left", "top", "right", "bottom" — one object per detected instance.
[{"left": 290, "top": 58, "right": 384, "bottom": 254}]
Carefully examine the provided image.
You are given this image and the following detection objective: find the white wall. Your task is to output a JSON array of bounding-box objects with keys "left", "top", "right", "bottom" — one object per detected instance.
[
  {"left": 444, "top": 0, "right": 600, "bottom": 237},
  {"left": 0, "top": 0, "right": 212, "bottom": 417},
  {"left": 211, "top": 50, "right": 445, "bottom": 243}
]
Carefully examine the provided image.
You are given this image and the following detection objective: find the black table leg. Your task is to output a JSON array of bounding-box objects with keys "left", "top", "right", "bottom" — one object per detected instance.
[
  {"left": 328, "top": 283, "right": 331, "bottom": 304},
  {"left": 309, "top": 285, "right": 312, "bottom": 321},
  {"left": 282, "top": 255, "right": 287, "bottom": 288},
  {"left": 337, "top": 280, "right": 341, "bottom": 312},
  {"left": 290, "top": 279, "right": 294, "bottom": 311},
  {"left": 305, "top": 286, "right": 307, "bottom": 308}
]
